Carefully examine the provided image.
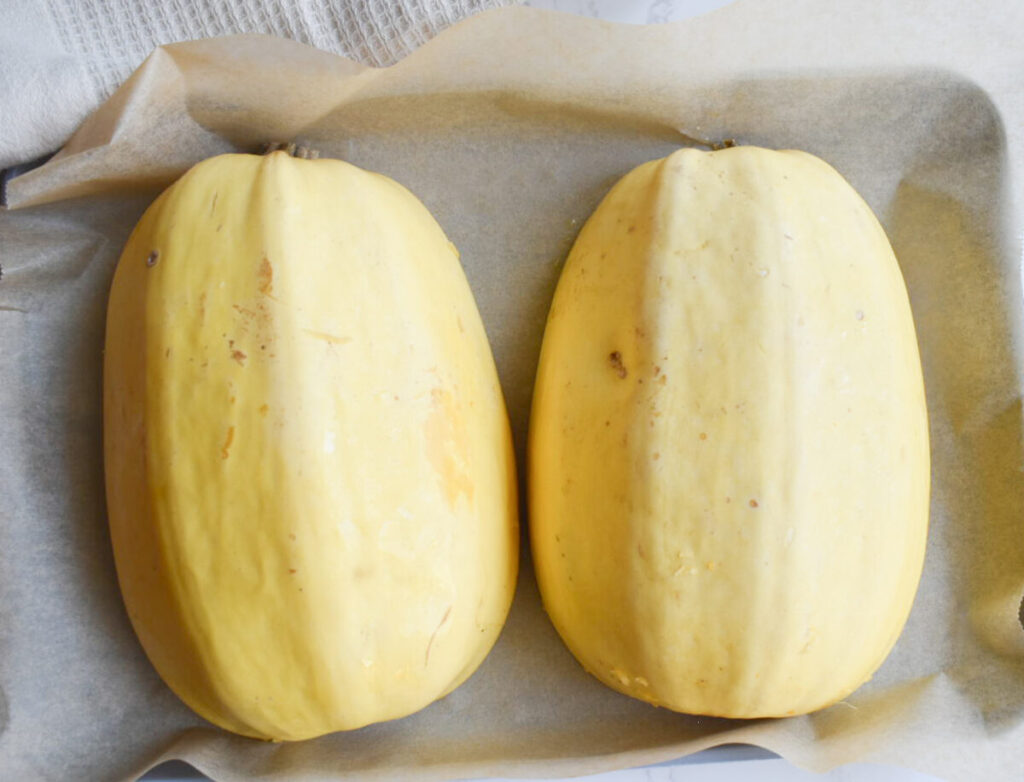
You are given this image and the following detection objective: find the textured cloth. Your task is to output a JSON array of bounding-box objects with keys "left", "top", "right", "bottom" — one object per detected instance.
[
  {"left": 0, "top": 0, "right": 511, "bottom": 169},
  {"left": 47, "top": 0, "right": 509, "bottom": 88}
]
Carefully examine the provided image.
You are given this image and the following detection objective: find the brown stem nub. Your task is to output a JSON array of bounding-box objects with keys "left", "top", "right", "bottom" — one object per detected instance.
[
  {"left": 261, "top": 142, "right": 320, "bottom": 159},
  {"left": 678, "top": 132, "right": 738, "bottom": 151}
]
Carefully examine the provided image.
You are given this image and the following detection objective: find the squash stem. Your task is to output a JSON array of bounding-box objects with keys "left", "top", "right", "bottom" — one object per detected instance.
[
  {"left": 678, "top": 133, "right": 737, "bottom": 151},
  {"left": 261, "top": 141, "right": 320, "bottom": 160}
]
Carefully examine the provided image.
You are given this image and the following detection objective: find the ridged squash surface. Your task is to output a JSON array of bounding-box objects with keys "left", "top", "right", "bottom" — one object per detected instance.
[
  {"left": 104, "top": 152, "right": 518, "bottom": 740},
  {"left": 529, "top": 146, "right": 929, "bottom": 717}
]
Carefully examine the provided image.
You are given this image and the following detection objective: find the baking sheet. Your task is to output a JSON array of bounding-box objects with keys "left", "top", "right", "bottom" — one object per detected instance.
[{"left": 1, "top": 2, "right": 1023, "bottom": 780}]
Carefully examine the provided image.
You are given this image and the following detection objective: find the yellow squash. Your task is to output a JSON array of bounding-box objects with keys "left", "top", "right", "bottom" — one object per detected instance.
[
  {"left": 104, "top": 151, "right": 518, "bottom": 740},
  {"left": 529, "top": 146, "right": 929, "bottom": 718}
]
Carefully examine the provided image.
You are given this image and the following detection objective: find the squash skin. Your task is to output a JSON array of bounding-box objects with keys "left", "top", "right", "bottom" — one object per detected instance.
[
  {"left": 529, "top": 146, "right": 929, "bottom": 718},
  {"left": 104, "top": 152, "right": 518, "bottom": 740}
]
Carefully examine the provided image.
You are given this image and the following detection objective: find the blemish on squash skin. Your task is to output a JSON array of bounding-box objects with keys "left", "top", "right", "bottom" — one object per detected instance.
[
  {"left": 303, "top": 329, "right": 351, "bottom": 345},
  {"left": 231, "top": 349, "right": 247, "bottom": 365},
  {"left": 608, "top": 351, "right": 628, "bottom": 378},
  {"left": 749, "top": 499, "right": 759, "bottom": 508},
  {"left": 611, "top": 668, "right": 631, "bottom": 686},
  {"left": 425, "top": 605, "right": 453, "bottom": 666},
  {"left": 232, "top": 303, "right": 259, "bottom": 320},
  {"left": 258, "top": 256, "right": 274, "bottom": 296},
  {"left": 220, "top": 426, "right": 235, "bottom": 459},
  {"left": 426, "top": 388, "right": 474, "bottom": 505},
  {"left": 258, "top": 404, "right": 269, "bottom": 417},
  {"left": 210, "top": 192, "right": 218, "bottom": 215},
  {"left": 145, "top": 250, "right": 159, "bottom": 267}
]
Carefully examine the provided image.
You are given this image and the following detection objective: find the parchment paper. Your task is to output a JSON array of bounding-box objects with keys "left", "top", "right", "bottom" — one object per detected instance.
[{"left": 2, "top": 1, "right": 1023, "bottom": 780}]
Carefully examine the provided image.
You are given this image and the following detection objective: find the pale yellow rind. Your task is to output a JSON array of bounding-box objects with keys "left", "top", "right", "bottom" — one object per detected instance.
[
  {"left": 104, "top": 152, "right": 518, "bottom": 740},
  {"left": 529, "top": 146, "right": 929, "bottom": 718}
]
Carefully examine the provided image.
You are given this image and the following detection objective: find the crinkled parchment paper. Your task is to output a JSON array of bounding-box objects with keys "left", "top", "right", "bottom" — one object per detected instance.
[{"left": 1, "top": 1, "right": 1023, "bottom": 780}]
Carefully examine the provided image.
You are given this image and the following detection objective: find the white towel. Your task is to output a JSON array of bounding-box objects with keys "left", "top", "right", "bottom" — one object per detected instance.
[{"left": 0, "top": 0, "right": 510, "bottom": 170}]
